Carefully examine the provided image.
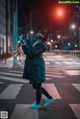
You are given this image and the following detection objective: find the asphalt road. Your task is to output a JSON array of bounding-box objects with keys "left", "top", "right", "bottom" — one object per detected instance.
[{"left": 0, "top": 53, "right": 80, "bottom": 119}]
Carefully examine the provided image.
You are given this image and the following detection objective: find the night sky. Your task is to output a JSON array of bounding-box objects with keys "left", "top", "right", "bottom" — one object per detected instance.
[{"left": 18, "top": 0, "right": 78, "bottom": 37}]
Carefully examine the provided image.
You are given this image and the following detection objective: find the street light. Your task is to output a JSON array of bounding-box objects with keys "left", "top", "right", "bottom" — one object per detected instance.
[
  {"left": 55, "top": 45, "right": 58, "bottom": 48},
  {"left": 47, "top": 41, "right": 51, "bottom": 45},
  {"left": 71, "top": 24, "right": 76, "bottom": 29},
  {"left": 47, "top": 41, "right": 51, "bottom": 52},
  {"left": 30, "top": 30, "right": 34, "bottom": 34},
  {"left": 50, "top": 40, "right": 53, "bottom": 42},
  {"left": 57, "top": 9, "right": 63, "bottom": 16},
  {"left": 57, "top": 35, "right": 61, "bottom": 39},
  {"left": 30, "top": 8, "right": 38, "bottom": 40},
  {"left": 52, "top": 7, "right": 65, "bottom": 20}
]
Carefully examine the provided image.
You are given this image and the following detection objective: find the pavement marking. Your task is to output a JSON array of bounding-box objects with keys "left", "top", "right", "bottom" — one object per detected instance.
[
  {"left": 0, "top": 72, "right": 22, "bottom": 77},
  {"left": 10, "top": 104, "right": 38, "bottom": 119},
  {"left": 0, "top": 76, "right": 29, "bottom": 83},
  {"left": 65, "top": 70, "right": 80, "bottom": 75},
  {"left": 45, "top": 61, "right": 50, "bottom": 64},
  {"left": 0, "top": 75, "right": 50, "bottom": 82},
  {"left": 0, "top": 84, "right": 23, "bottom": 99},
  {"left": 72, "top": 84, "right": 80, "bottom": 92},
  {"left": 46, "top": 74, "right": 65, "bottom": 78},
  {"left": 46, "top": 67, "right": 62, "bottom": 70},
  {"left": 46, "top": 78, "right": 52, "bottom": 80},
  {"left": 46, "top": 71, "right": 64, "bottom": 74},
  {"left": 70, "top": 61, "right": 80, "bottom": 64},
  {"left": 0, "top": 82, "right": 4, "bottom": 84},
  {"left": 55, "top": 62, "right": 61, "bottom": 64},
  {"left": 46, "top": 69, "right": 60, "bottom": 72},
  {"left": 62, "top": 61, "right": 80, "bottom": 65},
  {"left": 9, "top": 71, "right": 23, "bottom": 74},
  {"left": 63, "top": 61, "right": 72, "bottom": 64},
  {"left": 42, "top": 84, "right": 61, "bottom": 99},
  {"left": 46, "top": 69, "right": 64, "bottom": 74},
  {"left": 69, "top": 104, "right": 80, "bottom": 119}
]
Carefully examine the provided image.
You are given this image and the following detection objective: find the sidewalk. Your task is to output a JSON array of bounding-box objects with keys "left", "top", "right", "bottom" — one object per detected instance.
[{"left": 0, "top": 56, "right": 24, "bottom": 68}]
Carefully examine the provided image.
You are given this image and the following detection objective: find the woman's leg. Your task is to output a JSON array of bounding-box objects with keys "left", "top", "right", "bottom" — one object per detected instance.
[
  {"left": 41, "top": 87, "right": 52, "bottom": 99},
  {"left": 36, "top": 83, "right": 42, "bottom": 104},
  {"left": 32, "top": 83, "right": 55, "bottom": 107},
  {"left": 32, "top": 83, "right": 52, "bottom": 103},
  {"left": 32, "top": 83, "right": 42, "bottom": 104}
]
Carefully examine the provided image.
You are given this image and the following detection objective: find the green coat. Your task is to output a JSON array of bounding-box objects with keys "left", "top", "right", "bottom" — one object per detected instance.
[{"left": 22, "top": 39, "right": 46, "bottom": 84}]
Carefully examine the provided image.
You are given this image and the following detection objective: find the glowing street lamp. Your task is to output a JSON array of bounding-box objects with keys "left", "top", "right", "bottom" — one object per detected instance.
[
  {"left": 55, "top": 45, "right": 58, "bottom": 48},
  {"left": 52, "top": 7, "right": 65, "bottom": 19},
  {"left": 50, "top": 40, "right": 53, "bottom": 42},
  {"left": 71, "top": 24, "right": 76, "bottom": 29},
  {"left": 30, "top": 30, "right": 34, "bottom": 34},
  {"left": 57, "top": 9, "right": 63, "bottom": 16},
  {"left": 75, "top": 44, "right": 77, "bottom": 48},
  {"left": 47, "top": 41, "right": 51, "bottom": 45},
  {"left": 57, "top": 35, "right": 61, "bottom": 39}
]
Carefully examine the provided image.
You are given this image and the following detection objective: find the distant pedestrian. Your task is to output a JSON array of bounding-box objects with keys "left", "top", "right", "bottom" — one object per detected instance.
[
  {"left": 22, "top": 29, "right": 56, "bottom": 109},
  {"left": 18, "top": 42, "right": 24, "bottom": 63}
]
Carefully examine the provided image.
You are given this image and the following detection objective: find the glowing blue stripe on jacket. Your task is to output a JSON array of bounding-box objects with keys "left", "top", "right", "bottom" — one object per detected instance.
[{"left": 33, "top": 39, "right": 41, "bottom": 47}]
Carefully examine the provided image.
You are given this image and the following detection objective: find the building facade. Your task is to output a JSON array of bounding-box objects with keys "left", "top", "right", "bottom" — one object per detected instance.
[{"left": 0, "top": 0, "right": 11, "bottom": 58}]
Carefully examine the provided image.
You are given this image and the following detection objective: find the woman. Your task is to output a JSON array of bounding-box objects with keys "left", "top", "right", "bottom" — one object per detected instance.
[{"left": 22, "top": 29, "right": 56, "bottom": 108}]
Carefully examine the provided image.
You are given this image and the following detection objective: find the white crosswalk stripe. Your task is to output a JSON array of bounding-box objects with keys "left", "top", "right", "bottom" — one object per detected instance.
[
  {"left": 69, "top": 104, "right": 80, "bottom": 119},
  {"left": 0, "top": 72, "right": 22, "bottom": 77},
  {"left": 42, "top": 84, "right": 61, "bottom": 99},
  {"left": 9, "top": 71, "right": 23, "bottom": 74},
  {"left": 0, "top": 84, "right": 23, "bottom": 99},
  {"left": 0, "top": 69, "right": 29, "bottom": 83},
  {"left": 0, "top": 82, "right": 4, "bottom": 84},
  {"left": 55, "top": 61, "right": 61, "bottom": 64},
  {"left": 72, "top": 84, "right": 80, "bottom": 92},
  {"left": 0, "top": 76, "right": 29, "bottom": 83},
  {"left": 65, "top": 70, "right": 80, "bottom": 75},
  {"left": 46, "top": 67, "right": 66, "bottom": 78},
  {"left": 55, "top": 61, "right": 80, "bottom": 65},
  {"left": 45, "top": 59, "right": 80, "bottom": 66},
  {"left": 62, "top": 61, "right": 80, "bottom": 65},
  {"left": 45, "top": 61, "right": 50, "bottom": 64},
  {"left": 10, "top": 104, "right": 38, "bottom": 119},
  {"left": 62, "top": 61, "right": 72, "bottom": 64},
  {"left": 46, "top": 74, "right": 65, "bottom": 78},
  {"left": 70, "top": 61, "right": 80, "bottom": 64}
]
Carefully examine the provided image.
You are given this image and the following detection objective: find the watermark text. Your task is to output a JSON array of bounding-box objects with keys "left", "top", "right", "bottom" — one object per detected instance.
[{"left": 59, "top": 1, "right": 80, "bottom": 4}]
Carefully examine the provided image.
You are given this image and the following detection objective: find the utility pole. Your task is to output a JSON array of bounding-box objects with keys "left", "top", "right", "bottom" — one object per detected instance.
[
  {"left": 29, "top": 8, "right": 38, "bottom": 40},
  {"left": 30, "top": 8, "right": 32, "bottom": 40},
  {"left": 5, "top": 0, "right": 8, "bottom": 61},
  {"left": 13, "top": 0, "right": 18, "bottom": 64},
  {"left": 79, "top": 26, "right": 80, "bottom": 49}
]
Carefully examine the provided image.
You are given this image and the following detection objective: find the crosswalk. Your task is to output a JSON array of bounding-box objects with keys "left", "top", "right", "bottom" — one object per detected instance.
[
  {"left": 43, "top": 54, "right": 80, "bottom": 67},
  {"left": 45, "top": 60, "right": 80, "bottom": 65},
  {"left": 69, "top": 104, "right": 80, "bottom": 119},
  {"left": 0, "top": 84, "right": 23, "bottom": 99},
  {"left": 0, "top": 66, "right": 80, "bottom": 119},
  {"left": 10, "top": 104, "right": 38, "bottom": 119},
  {"left": 0, "top": 67, "right": 62, "bottom": 99}
]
